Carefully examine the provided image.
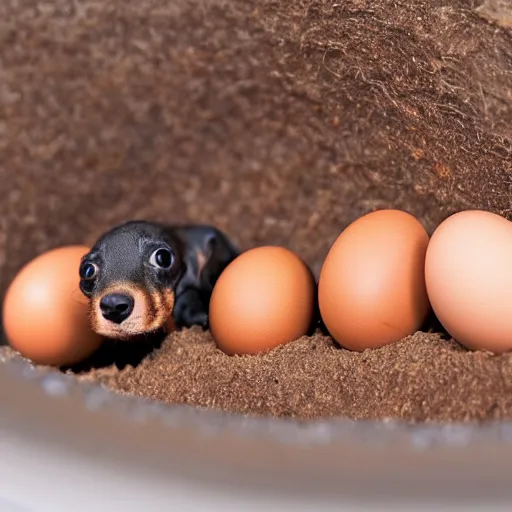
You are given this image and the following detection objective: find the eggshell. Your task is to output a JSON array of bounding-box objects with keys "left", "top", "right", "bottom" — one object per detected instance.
[
  {"left": 2, "top": 245, "right": 103, "bottom": 366},
  {"left": 425, "top": 210, "right": 512, "bottom": 354},
  {"left": 318, "top": 209, "right": 431, "bottom": 351},
  {"left": 209, "top": 246, "right": 316, "bottom": 355}
]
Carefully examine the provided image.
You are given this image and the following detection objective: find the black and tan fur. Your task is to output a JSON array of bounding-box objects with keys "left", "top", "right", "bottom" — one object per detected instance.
[{"left": 78, "top": 221, "right": 239, "bottom": 340}]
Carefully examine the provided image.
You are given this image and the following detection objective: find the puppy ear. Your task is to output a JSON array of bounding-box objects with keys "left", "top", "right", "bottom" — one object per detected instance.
[{"left": 198, "top": 231, "right": 239, "bottom": 292}]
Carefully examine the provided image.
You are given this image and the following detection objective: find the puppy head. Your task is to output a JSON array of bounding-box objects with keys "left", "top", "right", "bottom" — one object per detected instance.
[{"left": 79, "top": 221, "right": 184, "bottom": 340}]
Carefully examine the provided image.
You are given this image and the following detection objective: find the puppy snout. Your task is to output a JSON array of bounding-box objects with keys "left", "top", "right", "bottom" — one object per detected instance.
[{"left": 100, "top": 293, "right": 134, "bottom": 324}]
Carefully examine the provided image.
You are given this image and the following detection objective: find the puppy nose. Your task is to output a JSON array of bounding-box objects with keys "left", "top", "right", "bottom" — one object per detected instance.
[{"left": 99, "top": 293, "right": 134, "bottom": 324}]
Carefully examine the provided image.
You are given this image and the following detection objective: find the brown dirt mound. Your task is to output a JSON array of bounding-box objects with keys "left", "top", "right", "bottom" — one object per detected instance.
[{"left": 0, "top": 0, "right": 510, "bottom": 422}]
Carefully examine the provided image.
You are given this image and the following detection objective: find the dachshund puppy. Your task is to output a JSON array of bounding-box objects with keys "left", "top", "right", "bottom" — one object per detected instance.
[{"left": 78, "top": 221, "right": 239, "bottom": 340}]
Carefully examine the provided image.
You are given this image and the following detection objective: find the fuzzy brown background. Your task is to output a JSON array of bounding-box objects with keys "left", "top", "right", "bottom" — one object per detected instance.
[{"left": 0, "top": 0, "right": 511, "bottom": 422}]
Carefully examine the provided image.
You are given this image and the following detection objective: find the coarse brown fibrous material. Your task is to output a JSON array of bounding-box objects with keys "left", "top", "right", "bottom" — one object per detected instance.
[{"left": 0, "top": 0, "right": 510, "bottom": 423}]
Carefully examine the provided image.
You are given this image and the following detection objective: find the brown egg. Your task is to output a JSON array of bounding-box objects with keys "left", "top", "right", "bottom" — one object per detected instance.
[
  {"left": 2, "top": 245, "right": 103, "bottom": 366},
  {"left": 209, "top": 246, "right": 316, "bottom": 355},
  {"left": 425, "top": 210, "right": 512, "bottom": 354},
  {"left": 318, "top": 209, "right": 431, "bottom": 351}
]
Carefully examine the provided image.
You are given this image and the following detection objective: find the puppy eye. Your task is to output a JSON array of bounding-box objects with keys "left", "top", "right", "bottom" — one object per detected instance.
[
  {"left": 150, "top": 248, "right": 174, "bottom": 269},
  {"left": 79, "top": 262, "right": 97, "bottom": 280}
]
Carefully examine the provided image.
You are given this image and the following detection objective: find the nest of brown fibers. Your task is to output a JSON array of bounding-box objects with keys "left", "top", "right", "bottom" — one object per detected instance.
[{"left": 0, "top": 0, "right": 511, "bottom": 423}]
